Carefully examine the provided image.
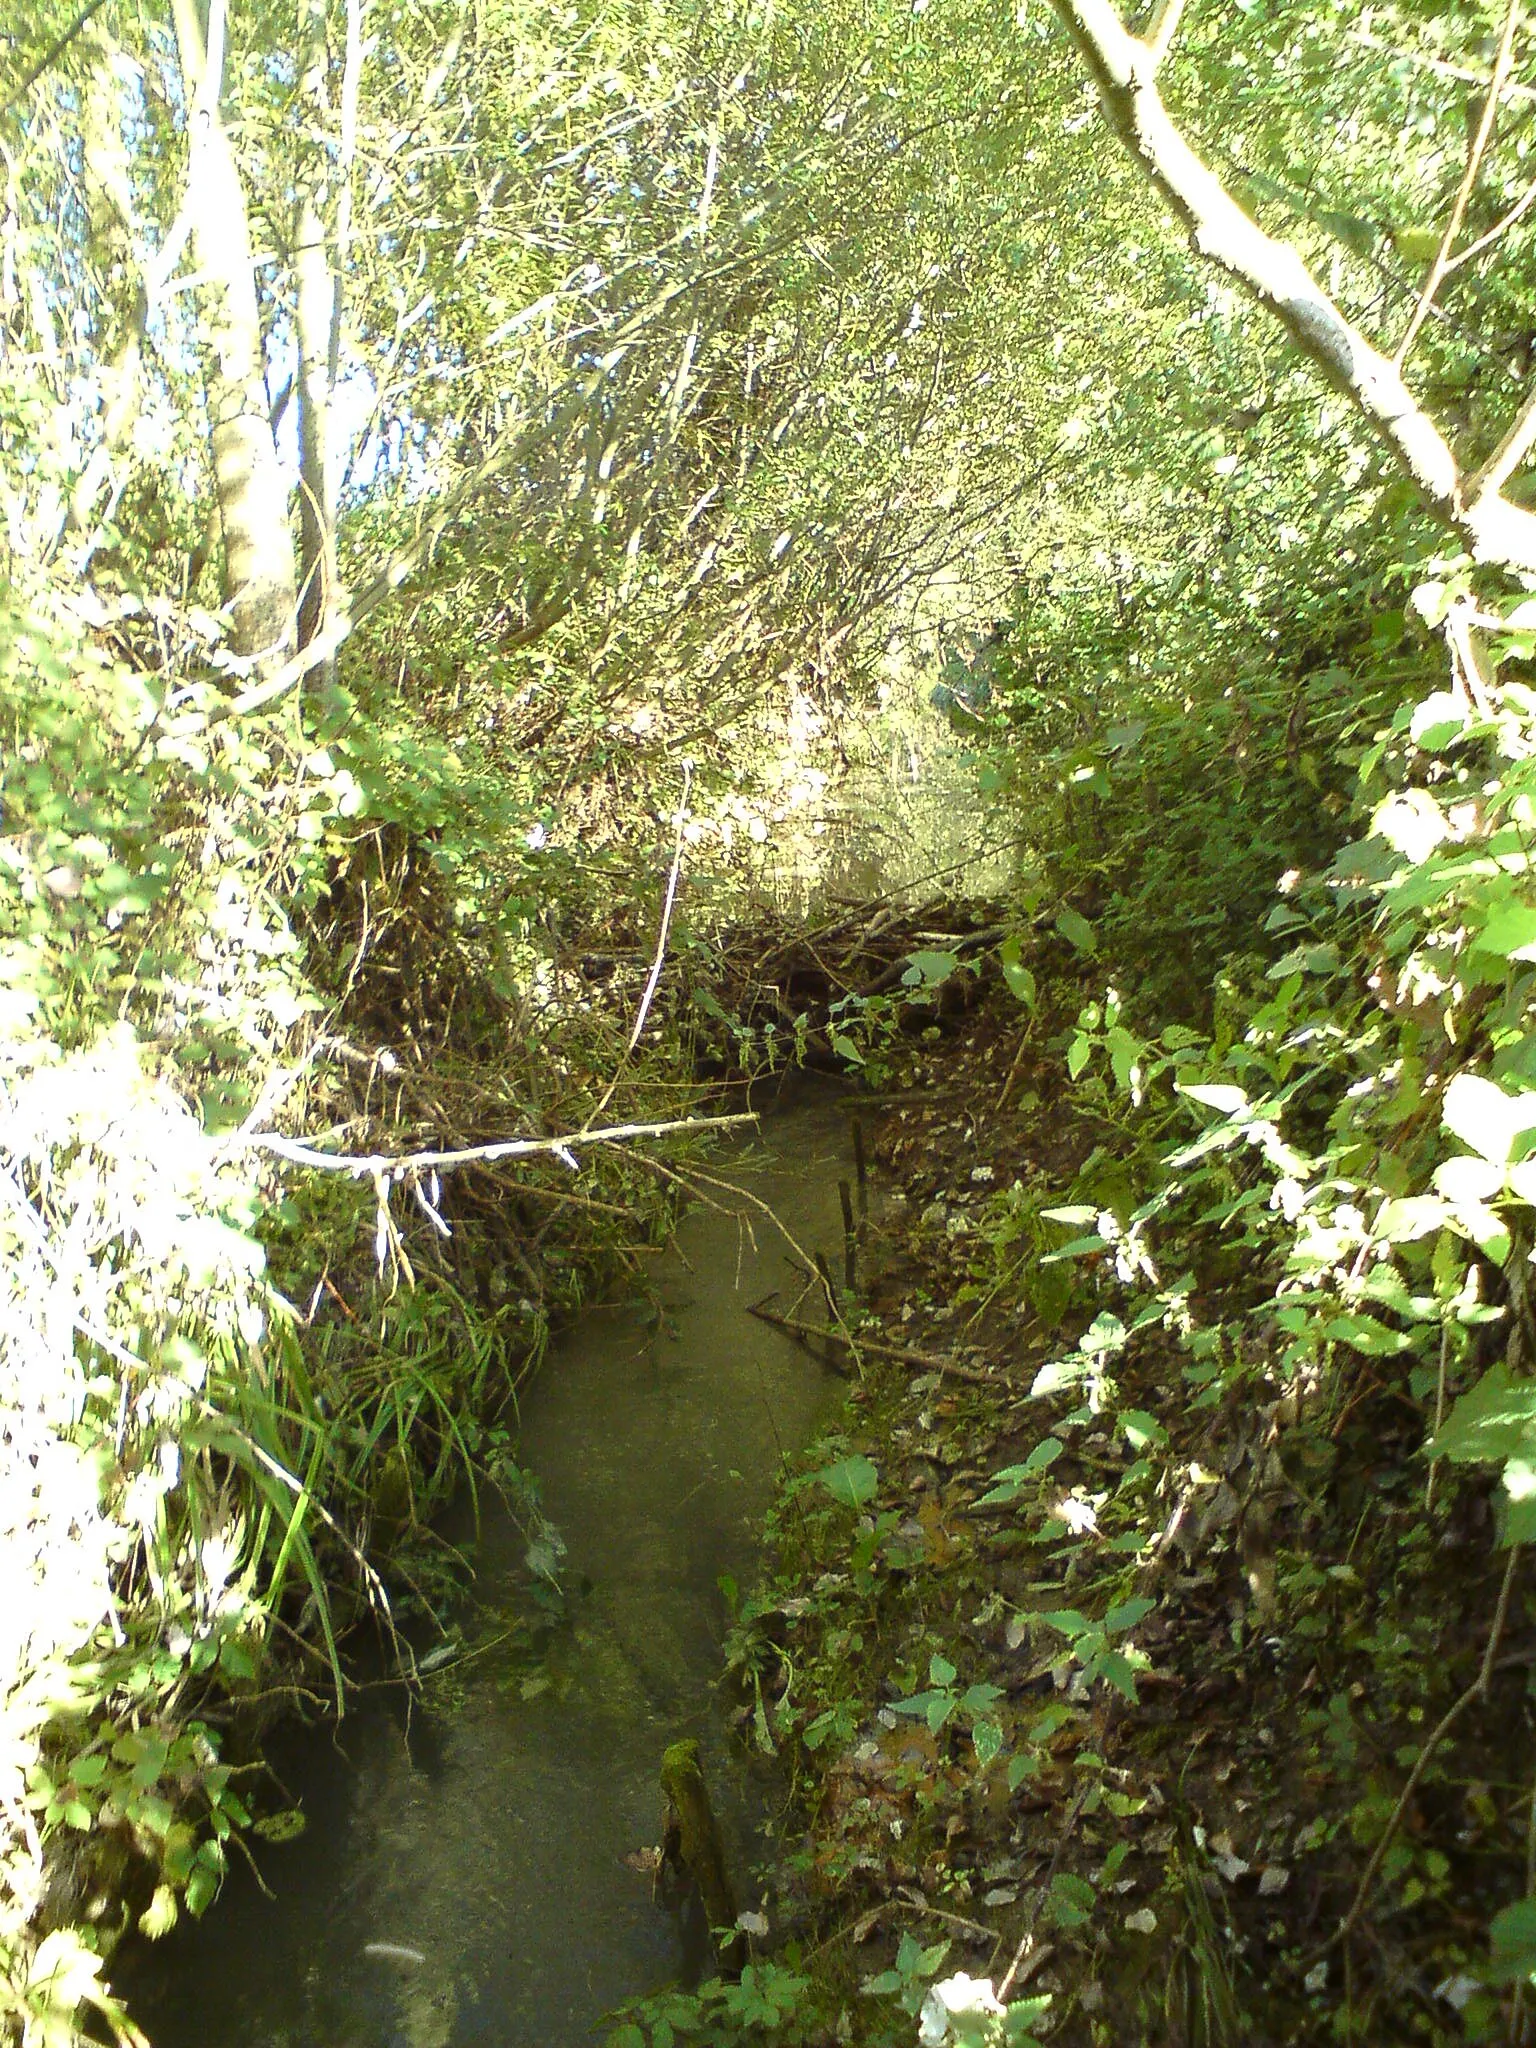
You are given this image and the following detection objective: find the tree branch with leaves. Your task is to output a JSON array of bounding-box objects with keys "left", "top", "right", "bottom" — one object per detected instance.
[{"left": 1051, "top": 0, "right": 1536, "bottom": 574}]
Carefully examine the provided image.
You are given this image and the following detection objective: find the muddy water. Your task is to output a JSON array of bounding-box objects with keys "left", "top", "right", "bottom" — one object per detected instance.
[{"left": 121, "top": 1088, "right": 860, "bottom": 2048}]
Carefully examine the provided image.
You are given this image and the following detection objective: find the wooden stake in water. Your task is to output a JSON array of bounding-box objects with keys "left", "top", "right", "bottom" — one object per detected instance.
[{"left": 839, "top": 1179, "right": 857, "bottom": 1292}]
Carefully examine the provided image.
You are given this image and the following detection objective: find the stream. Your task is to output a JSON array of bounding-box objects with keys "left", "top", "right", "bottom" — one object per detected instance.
[{"left": 118, "top": 1084, "right": 861, "bottom": 2048}]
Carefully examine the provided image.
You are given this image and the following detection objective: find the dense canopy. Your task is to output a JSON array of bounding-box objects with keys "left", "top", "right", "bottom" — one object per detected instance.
[{"left": 4, "top": 0, "right": 1536, "bottom": 2040}]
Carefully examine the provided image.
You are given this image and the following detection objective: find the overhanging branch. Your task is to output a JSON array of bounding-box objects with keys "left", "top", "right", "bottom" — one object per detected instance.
[{"left": 1050, "top": 0, "right": 1536, "bottom": 573}]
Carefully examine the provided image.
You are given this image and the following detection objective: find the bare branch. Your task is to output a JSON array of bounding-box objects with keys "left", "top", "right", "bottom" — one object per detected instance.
[
  {"left": 1471, "top": 380, "right": 1536, "bottom": 505},
  {"left": 235, "top": 1110, "right": 759, "bottom": 1176},
  {"left": 1444, "top": 170, "right": 1536, "bottom": 277},
  {"left": 1049, "top": 0, "right": 1536, "bottom": 572},
  {"left": 1395, "top": 0, "right": 1522, "bottom": 367},
  {"left": 1144, "top": 0, "right": 1188, "bottom": 70}
]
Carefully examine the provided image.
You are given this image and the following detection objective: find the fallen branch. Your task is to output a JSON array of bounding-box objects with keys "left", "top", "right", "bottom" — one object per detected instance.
[
  {"left": 744, "top": 1297, "right": 997, "bottom": 1384},
  {"left": 234, "top": 1109, "right": 758, "bottom": 1177}
]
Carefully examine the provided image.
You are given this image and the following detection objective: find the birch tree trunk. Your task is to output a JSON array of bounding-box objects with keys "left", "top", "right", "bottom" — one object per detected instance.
[{"left": 171, "top": 0, "right": 297, "bottom": 660}]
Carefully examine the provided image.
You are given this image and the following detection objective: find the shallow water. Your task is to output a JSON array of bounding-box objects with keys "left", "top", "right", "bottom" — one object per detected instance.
[{"left": 120, "top": 1088, "right": 860, "bottom": 2048}]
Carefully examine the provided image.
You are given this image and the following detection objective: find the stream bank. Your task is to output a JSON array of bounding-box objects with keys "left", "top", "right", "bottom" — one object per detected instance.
[{"left": 638, "top": 966, "right": 1532, "bottom": 2048}]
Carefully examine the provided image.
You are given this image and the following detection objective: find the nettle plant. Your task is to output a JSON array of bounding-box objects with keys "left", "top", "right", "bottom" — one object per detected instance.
[
  {"left": 991, "top": 569, "right": 1536, "bottom": 1955},
  {"left": 1035, "top": 573, "right": 1536, "bottom": 1439}
]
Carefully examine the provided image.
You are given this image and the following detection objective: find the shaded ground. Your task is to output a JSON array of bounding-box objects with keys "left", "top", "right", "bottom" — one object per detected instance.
[{"left": 721, "top": 961, "right": 1532, "bottom": 2046}]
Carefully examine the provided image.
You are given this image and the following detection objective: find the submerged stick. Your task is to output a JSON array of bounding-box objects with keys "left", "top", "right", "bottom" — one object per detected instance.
[
  {"left": 839, "top": 1179, "right": 857, "bottom": 1292},
  {"left": 744, "top": 1297, "right": 995, "bottom": 1385},
  {"left": 660, "top": 1739, "right": 742, "bottom": 1970},
  {"left": 851, "top": 1115, "right": 868, "bottom": 1219}
]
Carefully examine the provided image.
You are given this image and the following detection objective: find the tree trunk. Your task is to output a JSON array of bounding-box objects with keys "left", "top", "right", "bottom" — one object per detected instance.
[
  {"left": 171, "top": 0, "right": 296, "bottom": 661},
  {"left": 294, "top": 0, "right": 338, "bottom": 662},
  {"left": 294, "top": 188, "right": 336, "bottom": 657}
]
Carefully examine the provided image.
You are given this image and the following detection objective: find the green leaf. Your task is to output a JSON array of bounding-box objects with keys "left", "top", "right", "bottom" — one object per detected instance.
[
  {"left": 1409, "top": 691, "right": 1472, "bottom": 750},
  {"left": 1488, "top": 1896, "right": 1536, "bottom": 1983},
  {"left": 1178, "top": 1082, "right": 1249, "bottom": 1115},
  {"left": 1118, "top": 1408, "right": 1166, "bottom": 1449},
  {"left": 1443, "top": 1071, "right": 1536, "bottom": 1166},
  {"left": 1000, "top": 936, "right": 1037, "bottom": 1009},
  {"left": 813, "top": 1455, "right": 878, "bottom": 1508},
  {"left": 930, "top": 1654, "right": 957, "bottom": 1686},
  {"left": 138, "top": 1884, "right": 178, "bottom": 1940},
  {"left": 958, "top": 1682, "right": 1004, "bottom": 1717},
  {"left": 1104, "top": 1597, "right": 1154, "bottom": 1633},
  {"left": 1431, "top": 1363, "right": 1535, "bottom": 1466},
  {"left": 1475, "top": 901, "right": 1536, "bottom": 963},
  {"left": 1093, "top": 1648, "right": 1140, "bottom": 1702},
  {"left": 1056, "top": 907, "right": 1097, "bottom": 953},
  {"left": 889, "top": 1690, "right": 950, "bottom": 1721},
  {"left": 972, "top": 1719, "right": 1004, "bottom": 1769},
  {"left": 1322, "top": 1312, "right": 1412, "bottom": 1357},
  {"left": 1041, "top": 1609, "right": 1089, "bottom": 1638},
  {"left": 901, "top": 949, "right": 960, "bottom": 987}
]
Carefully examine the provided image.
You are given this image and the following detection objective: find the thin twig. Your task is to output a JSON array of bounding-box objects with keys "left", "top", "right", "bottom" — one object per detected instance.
[
  {"left": 632, "top": 1153, "right": 860, "bottom": 1352},
  {"left": 1424, "top": 1322, "right": 1450, "bottom": 1513},
  {"left": 1445, "top": 171, "right": 1536, "bottom": 276},
  {"left": 891, "top": 1888, "right": 1001, "bottom": 1943},
  {"left": 1396, "top": 0, "right": 1523, "bottom": 366},
  {"left": 998, "top": 1786, "right": 1091, "bottom": 2001},
  {"left": 0, "top": 0, "right": 110, "bottom": 114},
  {"left": 1144, "top": 0, "right": 1188, "bottom": 68},
  {"left": 1471, "top": 379, "right": 1536, "bottom": 505},
  {"left": 587, "top": 762, "right": 693, "bottom": 1127},
  {"left": 627, "top": 762, "right": 692, "bottom": 1056},
  {"left": 1335, "top": 1542, "right": 1521, "bottom": 1946}
]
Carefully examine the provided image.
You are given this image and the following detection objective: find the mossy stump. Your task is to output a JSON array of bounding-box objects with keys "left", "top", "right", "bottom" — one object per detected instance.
[{"left": 660, "top": 1738, "right": 742, "bottom": 1971}]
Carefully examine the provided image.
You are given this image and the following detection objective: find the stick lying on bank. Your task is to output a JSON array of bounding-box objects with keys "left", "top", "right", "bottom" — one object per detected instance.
[
  {"left": 233, "top": 1110, "right": 759, "bottom": 1177},
  {"left": 745, "top": 1296, "right": 997, "bottom": 1385}
]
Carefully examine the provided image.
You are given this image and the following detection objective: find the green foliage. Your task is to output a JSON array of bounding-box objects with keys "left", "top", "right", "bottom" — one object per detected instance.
[{"left": 607, "top": 1959, "right": 815, "bottom": 2047}]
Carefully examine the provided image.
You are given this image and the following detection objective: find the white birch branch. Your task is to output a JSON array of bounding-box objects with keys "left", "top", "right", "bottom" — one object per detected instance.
[{"left": 234, "top": 1110, "right": 759, "bottom": 1177}]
